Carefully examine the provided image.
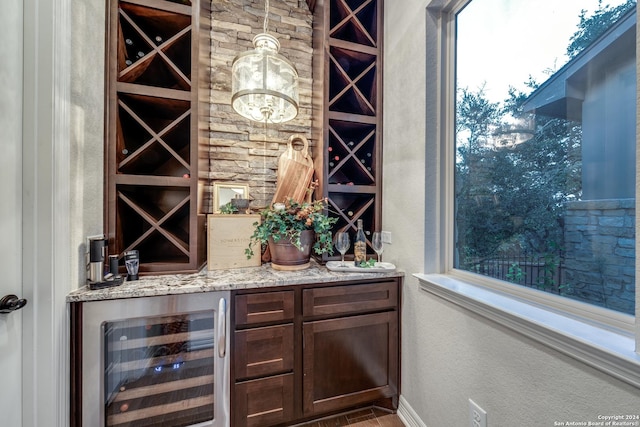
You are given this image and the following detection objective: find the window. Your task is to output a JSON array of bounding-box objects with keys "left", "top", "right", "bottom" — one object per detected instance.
[
  {"left": 455, "top": 0, "right": 636, "bottom": 315},
  {"left": 418, "top": 0, "right": 640, "bottom": 387}
]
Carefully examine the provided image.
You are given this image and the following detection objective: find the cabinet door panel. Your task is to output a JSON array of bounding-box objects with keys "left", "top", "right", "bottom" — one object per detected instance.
[
  {"left": 234, "top": 373, "right": 295, "bottom": 427},
  {"left": 303, "top": 311, "right": 398, "bottom": 415},
  {"left": 235, "top": 291, "right": 294, "bottom": 326},
  {"left": 234, "top": 324, "right": 294, "bottom": 380},
  {"left": 303, "top": 281, "right": 397, "bottom": 318}
]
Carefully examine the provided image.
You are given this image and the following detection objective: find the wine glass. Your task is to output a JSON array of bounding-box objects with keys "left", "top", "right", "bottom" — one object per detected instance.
[
  {"left": 372, "top": 231, "right": 384, "bottom": 264},
  {"left": 334, "top": 232, "right": 350, "bottom": 267}
]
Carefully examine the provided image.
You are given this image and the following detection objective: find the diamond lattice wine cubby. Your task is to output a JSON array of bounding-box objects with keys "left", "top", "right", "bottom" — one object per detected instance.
[
  {"left": 116, "top": 93, "right": 192, "bottom": 177},
  {"left": 117, "top": 2, "right": 192, "bottom": 89},
  {"left": 116, "top": 185, "right": 191, "bottom": 265},
  {"left": 329, "top": 0, "right": 378, "bottom": 46},
  {"left": 329, "top": 47, "right": 377, "bottom": 115},
  {"left": 105, "top": 0, "right": 206, "bottom": 274},
  {"left": 328, "top": 192, "right": 377, "bottom": 254},
  {"left": 313, "top": 0, "right": 383, "bottom": 262},
  {"left": 328, "top": 119, "right": 376, "bottom": 185}
]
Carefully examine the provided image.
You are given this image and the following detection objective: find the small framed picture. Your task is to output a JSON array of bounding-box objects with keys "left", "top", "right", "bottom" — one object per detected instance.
[{"left": 212, "top": 182, "right": 249, "bottom": 213}]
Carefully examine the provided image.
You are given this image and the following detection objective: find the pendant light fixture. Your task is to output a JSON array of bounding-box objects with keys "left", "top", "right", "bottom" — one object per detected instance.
[{"left": 231, "top": 0, "right": 299, "bottom": 124}]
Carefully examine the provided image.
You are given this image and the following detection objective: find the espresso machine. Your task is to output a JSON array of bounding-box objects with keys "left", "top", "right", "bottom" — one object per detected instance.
[{"left": 87, "top": 235, "right": 123, "bottom": 289}]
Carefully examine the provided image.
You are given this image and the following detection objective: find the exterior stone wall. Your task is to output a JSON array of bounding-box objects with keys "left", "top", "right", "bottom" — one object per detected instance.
[
  {"left": 206, "top": 0, "right": 313, "bottom": 210},
  {"left": 563, "top": 199, "right": 635, "bottom": 314}
]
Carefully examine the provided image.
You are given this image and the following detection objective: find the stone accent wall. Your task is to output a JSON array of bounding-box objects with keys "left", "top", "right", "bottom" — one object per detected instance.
[
  {"left": 563, "top": 199, "right": 635, "bottom": 314},
  {"left": 206, "top": 0, "right": 313, "bottom": 209}
]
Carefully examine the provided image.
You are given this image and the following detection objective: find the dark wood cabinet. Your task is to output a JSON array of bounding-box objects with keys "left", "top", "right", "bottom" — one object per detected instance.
[
  {"left": 231, "top": 277, "right": 401, "bottom": 426},
  {"left": 104, "top": 0, "right": 207, "bottom": 274},
  {"left": 303, "top": 311, "right": 398, "bottom": 415},
  {"left": 234, "top": 291, "right": 295, "bottom": 326},
  {"left": 302, "top": 280, "right": 398, "bottom": 317},
  {"left": 312, "top": 0, "right": 384, "bottom": 262},
  {"left": 302, "top": 280, "right": 398, "bottom": 417},
  {"left": 235, "top": 324, "right": 294, "bottom": 380},
  {"left": 233, "top": 291, "right": 296, "bottom": 426},
  {"left": 234, "top": 374, "right": 295, "bottom": 427}
]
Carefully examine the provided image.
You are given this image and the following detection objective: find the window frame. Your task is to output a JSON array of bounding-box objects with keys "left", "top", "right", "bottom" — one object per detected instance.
[{"left": 416, "top": 0, "right": 640, "bottom": 388}]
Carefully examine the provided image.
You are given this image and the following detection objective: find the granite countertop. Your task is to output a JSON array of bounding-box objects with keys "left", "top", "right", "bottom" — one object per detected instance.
[{"left": 66, "top": 260, "right": 404, "bottom": 303}]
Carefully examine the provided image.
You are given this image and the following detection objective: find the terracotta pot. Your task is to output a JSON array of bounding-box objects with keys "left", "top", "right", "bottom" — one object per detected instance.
[{"left": 268, "top": 230, "right": 314, "bottom": 271}]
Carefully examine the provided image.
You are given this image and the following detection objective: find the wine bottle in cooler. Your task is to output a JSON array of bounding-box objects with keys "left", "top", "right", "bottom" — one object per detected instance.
[{"left": 354, "top": 219, "right": 367, "bottom": 267}]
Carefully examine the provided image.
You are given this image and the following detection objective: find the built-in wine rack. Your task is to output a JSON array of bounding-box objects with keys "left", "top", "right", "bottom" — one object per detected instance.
[
  {"left": 104, "top": 311, "right": 215, "bottom": 426},
  {"left": 313, "top": 0, "right": 383, "bottom": 261},
  {"left": 105, "top": 0, "right": 206, "bottom": 274}
]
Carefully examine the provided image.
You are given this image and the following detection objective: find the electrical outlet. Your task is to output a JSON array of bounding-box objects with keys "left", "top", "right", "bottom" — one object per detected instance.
[
  {"left": 469, "top": 399, "right": 487, "bottom": 427},
  {"left": 381, "top": 231, "right": 392, "bottom": 244}
]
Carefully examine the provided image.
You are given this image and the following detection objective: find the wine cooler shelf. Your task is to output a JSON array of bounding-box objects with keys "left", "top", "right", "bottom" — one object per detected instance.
[{"left": 104, "top": 311, "right": 215, "bottom": 427}]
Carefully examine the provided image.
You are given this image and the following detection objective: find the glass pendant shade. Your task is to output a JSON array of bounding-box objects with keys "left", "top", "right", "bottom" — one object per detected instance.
[{"left": 231, "top": 33, "right": 299, "bottom": 123}]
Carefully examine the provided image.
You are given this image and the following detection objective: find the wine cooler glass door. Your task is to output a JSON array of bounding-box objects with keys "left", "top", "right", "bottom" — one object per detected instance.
[{"left": 81, "top": 292, "right": 230, "bottom": 427}]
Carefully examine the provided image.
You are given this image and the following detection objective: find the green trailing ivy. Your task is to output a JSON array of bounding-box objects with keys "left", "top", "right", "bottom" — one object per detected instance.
[
  {"left": 219, "top": 202, "right": 238, "bottom": 214},
  {"left": 245, "top": 198, "right": 337, "bottom": 259}
]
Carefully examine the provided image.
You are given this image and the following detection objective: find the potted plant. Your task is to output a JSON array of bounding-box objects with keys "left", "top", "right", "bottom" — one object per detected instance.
[
  {"left": 219, "top": 202, "right": 238, "bottom": 214},
  {"left": 245, "top": 198, "right": 337, "bottom": 270}
]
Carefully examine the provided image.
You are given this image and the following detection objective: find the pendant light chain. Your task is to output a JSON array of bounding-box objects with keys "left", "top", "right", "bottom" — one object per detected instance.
[{"left": 263, "top": 0, "right": 269, "bottom": 34}]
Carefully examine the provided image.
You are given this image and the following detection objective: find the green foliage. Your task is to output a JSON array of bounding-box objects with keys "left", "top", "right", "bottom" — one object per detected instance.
[
  {"left": 453, "top": 0, "right": 634, "bottom": 261},
  {"left": 245, "top": 198, "right": 337, "bottom": 259},
  {"left": 506, "top": 263, "right": 525, "bottom": 283},
  {"left": 455, "top": 85, "right": 581, "bottom": 264},
  {"left": 219, "top": 202, "right": 238, "bottom": 214},
  {"left": 566, "top": 0, "right": 636, "bottom": 59},
  {"left": 358, "top": 258, "right": 377, "bottom": 268},
  {"left": 536, "top": 251, "right": 561, "bottom": 291},
  {"left": 455, "top": 1, "right": 635, "bottom": 299}
]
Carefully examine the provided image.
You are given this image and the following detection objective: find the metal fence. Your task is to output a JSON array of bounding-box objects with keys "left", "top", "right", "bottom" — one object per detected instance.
[{"left": 461, "top": 251, "right": 565, "bottom": 294}]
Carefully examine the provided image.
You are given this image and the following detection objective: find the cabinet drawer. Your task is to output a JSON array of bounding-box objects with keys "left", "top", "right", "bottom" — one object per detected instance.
[
  {"left": 234, "top": 373, "right": 295, "bottom": 427},
  {"left": 235, "top": 291, "right": 294, "bottom": 326},
  {"left": 235, "top": 324, "right": 294, "bottom": 380},
  {"left": 303, "top": 281, "right": 398, "bottom": 317}
]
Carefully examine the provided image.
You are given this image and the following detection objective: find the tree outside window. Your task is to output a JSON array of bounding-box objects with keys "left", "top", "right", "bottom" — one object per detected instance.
[{"left": 455, "top": 0, "right": 636, "bottom": 314}]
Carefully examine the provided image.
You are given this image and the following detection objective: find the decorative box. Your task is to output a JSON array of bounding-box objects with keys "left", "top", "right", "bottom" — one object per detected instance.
[{"left": 207, "top": 214, "right": 261, "bottom": 270}]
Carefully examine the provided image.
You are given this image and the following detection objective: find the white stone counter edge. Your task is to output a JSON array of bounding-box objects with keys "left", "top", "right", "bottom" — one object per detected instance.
[{"left": 67, "top": 261, "right": 404, "bottom": 302}]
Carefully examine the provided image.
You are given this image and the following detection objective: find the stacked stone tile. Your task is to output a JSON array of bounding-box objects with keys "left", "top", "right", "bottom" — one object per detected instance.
[
  {"left": 564, "top": 199, "right": 635, "bottom": 314},
  {"left": 207, "top": 0, "right": 313, "bottom": 209}
]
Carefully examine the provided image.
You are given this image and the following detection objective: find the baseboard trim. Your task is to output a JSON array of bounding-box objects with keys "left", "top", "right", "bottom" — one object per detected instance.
[{"left": 397, "top": 395, "right": 427, "bottom": 427}]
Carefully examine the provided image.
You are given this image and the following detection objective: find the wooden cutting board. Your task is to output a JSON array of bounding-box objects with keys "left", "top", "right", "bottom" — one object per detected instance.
[
  {"left": 272, "top": 134, "right": 315, "bottom": 204},
  {"left": 262, "top": 135, "right": 316, "bottom": 263}
]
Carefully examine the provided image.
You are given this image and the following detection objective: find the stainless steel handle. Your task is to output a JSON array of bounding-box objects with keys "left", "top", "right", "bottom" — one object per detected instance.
[
  {"left": 217, "top": 297, "right": 227, "bottom": 358},
  {"left": 0, "top": 294, "right": 27, "bottom": 313}
]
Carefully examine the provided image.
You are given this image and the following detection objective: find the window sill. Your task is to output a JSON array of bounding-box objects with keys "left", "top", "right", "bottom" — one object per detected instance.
[{"left": 415, "top": 273, "right": 640, "bottom": 389}]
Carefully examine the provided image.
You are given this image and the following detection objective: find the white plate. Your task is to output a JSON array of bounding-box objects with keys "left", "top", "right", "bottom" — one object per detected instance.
[{"left": 325, "top": 261, "right": 396, "bottom": 272}]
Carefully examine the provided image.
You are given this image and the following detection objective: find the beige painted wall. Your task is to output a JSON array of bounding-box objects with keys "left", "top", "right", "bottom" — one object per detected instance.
[
  {"left": 70, "top": 0, "right": 107, "bottom": 285},
  {"left": 384, "top": 2, "right": 640, "bottom": 426}
]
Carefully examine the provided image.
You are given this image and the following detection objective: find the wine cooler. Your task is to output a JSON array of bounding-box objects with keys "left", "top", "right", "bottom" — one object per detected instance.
[{"left": 72, "top": 292, "right": 229, "bottom": 427}]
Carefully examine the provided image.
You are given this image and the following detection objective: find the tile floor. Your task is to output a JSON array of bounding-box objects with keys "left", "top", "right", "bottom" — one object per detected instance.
[{"left": 298, "top": 407, "right": 405, "bottom": 427}]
